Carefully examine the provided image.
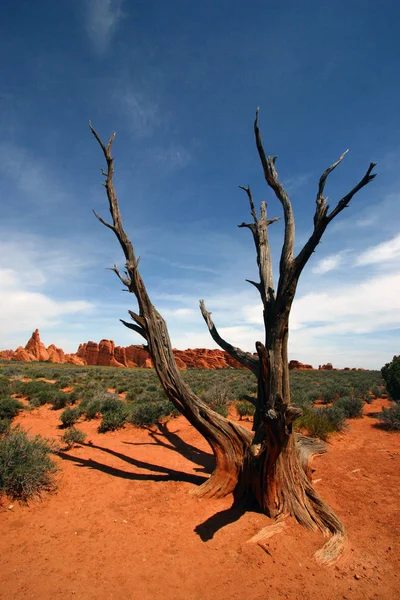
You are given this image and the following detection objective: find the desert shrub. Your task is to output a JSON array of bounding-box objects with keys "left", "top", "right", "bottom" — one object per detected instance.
[
  {"left": 116, "top": 383, "right": 128, "bottom": 393},
  {"left": 98, "top": 409, "right": 127, "bottom": 433},
  {"left": 370, "top": 384, "right": 382, "bottom": 398},
  {"left": 83, "top": 399, "right": 102, "bottom": 420},
  {"left": 381, "top": 356, "right": 400, "bottom": 402},
  {"left": 0, "top": 427, "right": 58, "bottom": 501},
  {"left": 32, "top": 371, "right": 47, "bottom": 379},
  {"left": 0, "top": 376, "right": 11, "bottom": 398},
  {"left": 0, "top": 419, "right": 11, "bottom": 435},
  {"left": 236, "top": 401, "right": 255, "bottom": 420},
  {"left": 60, "top": 407, "right": 81, "bottom": 428},
  {"left": 128, "top": 400, "right": 173, "bottom": 427},
  {"left": 56, "top": 377, "right": 73, "bottom": 389},
  {"left": 201, "top": 382, "right": 230, "bottom": 416},
  {"left": 376, "top": 404, "right": 400, "bottom": 430},
  {"left": 49, "top": 392, "right": 70, "bottom": 411},
  {"left": 296, "top": 405, "right": 346, "bottom": 441},
  {"left": 100, "top": 394, "right": 123, "bottom": 414},
  {"left": 334, "top": 396, "right": 364, "bottom": 419},
  {"left": 316, "top": 383, "right": 342, "bottom": 404},
  {"left": 66, "top": 390, "right": 80, "bottom": 404},
  {"left": 291, "top": 390, "right": 313, "bottom": 410},
  {"left": 97, "top": 394, "right": 128, "bottom": 432},
  {"left": 0, "top": 397, "right": 24, "bottom": 421},
  {"left": 61, "top": 427, "right": 86, "bottom": 449}
]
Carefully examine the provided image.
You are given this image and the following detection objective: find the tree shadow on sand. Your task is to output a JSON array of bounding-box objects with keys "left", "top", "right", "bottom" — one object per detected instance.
[
  {"left": 194, "top": 493, "right": 261, "bottom": 542},
  {"left": 122, "top": 422, "right": 214, "bottom": 474},
  {"left": 58, "top": 442, "right": 207, "bottom": 486}
]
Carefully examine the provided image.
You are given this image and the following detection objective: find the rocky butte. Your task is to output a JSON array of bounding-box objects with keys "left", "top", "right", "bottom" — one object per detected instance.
[{"left": 0, "top": 329, "right": 321, "bottom": 371}]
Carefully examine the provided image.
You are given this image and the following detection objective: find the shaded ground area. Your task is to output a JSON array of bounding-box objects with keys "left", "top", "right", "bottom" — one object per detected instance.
[{"left": 1, "top": 399, "right": 399, "bottom": 600}]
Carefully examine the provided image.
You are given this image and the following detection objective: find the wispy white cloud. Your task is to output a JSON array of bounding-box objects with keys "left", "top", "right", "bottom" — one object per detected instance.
[
  {"left": 283, "top": 173, "right": 310, "bottom": 194},
  {"left": 118, "top": 89, "right": 161, "bottom": 137},
  {"left": 85, "top": 0, "right": 124, "bottom": 54},
  {"left": 0, "top": 233, "right": 95, "bottom": 287},
  {"left": 147, "top": 144, "right": 191, "bottom": 171},
  {"left": 0, "top": 232, "right": 96, "bottom": 347},
  {"left": 0, "top": 268, "right": 92, "bottom": 346},
  {"left": 0, "top": 143, "right": 66, "bottom": 205},
  {"left": 356, "top": 233, "right": 400, "bottom": 266},
  {"left": 312, "top": 252, "right": 345, "bottom": 274},
  {"left": 148, "top": 254, "right": 217, "bottom": 274}
]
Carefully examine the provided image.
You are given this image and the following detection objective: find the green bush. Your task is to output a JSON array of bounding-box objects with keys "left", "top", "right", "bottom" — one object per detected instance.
[
  {"left": 83, "top": 399, "right": 102, "bottom": 420},
  {"left": 98, "top": 410, "right": 127, "bottom": 433},
  {"left": 0, "top": 397, "right": 24, "bottom": 421},
  {"left": 0, "top": 376, "right": 11, "bottom": 398},
  {"left": 0, "top": 427, "right": 58, "bottom": 501},
  {"left": 0, "top": 419, "right": 11, "bottom": 435},
  {"left": 296, "top": 405, "right": 346, "bottom": 441},
  {"left": 61, "top": 427, "right": 86, "bottom": 449},
  {"left": 334, "top": 396, "right": 364, "bottom": 419},
  {"left": 60, "top": 407, "right": 81, "bottom": 428},
  {"left": 236, "top": 401, "right": 255, "bottom": 419},
  {"left": 201, "top": 382, "right": 230, "bottom": 416},
  {"left": 376, "top": 404, "right": 400, "bottom": 430},
  {"left": 50, "top": 392, "right": 70, "bottom": 411},
  {"left": 381, "top": 356, "right": 400, "bottom": 402},
  {"left": 128, "top": 400, "right": 173, "bottom": 427}
]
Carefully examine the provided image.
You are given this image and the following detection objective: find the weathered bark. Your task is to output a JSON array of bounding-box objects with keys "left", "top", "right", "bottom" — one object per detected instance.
[
  {"left": 89, "top": 123, "right": 252, "bottom": 499},
  {"left": 90, "top": 111, "right": 376, "bottom": 564}
]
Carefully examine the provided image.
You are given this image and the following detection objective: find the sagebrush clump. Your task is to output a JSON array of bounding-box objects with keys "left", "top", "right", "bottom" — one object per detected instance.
[{"left": 0, "top": 427, "right": 58, "bottom": 501}]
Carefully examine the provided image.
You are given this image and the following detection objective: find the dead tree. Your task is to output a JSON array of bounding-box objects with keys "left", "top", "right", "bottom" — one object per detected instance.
[{"left": 90, "top": 112, "right": 376, "bottom": 564}]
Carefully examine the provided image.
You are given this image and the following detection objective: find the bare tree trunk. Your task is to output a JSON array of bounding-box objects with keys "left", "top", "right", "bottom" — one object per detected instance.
[{"left": 89, "top": 111, "right": 375, "bottom": 564}]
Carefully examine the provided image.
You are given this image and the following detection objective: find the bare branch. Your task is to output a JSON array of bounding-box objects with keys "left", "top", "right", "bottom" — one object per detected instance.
[
  {"left": 294, "top": 158, "right": 377, "bottom": 279},
  {"left": 327, "top": 162, "right": 377, "bottom": 222},
  {"left": 254, "top": 108, "right": 295, "bottom": 275},
  {"left": 128, "top": 309, "right": 146, "bottom": 329},
  {"left": 238, "top": 222, "right": 256, "bottom": 232},
  {"left": 109, "top": 264, "right": 131, "bottom": 287},
  {"left": 238, "top": 185, "right": 258, "bottom": 223},
  {"left": 120, "top": 319, "right": 147, "bottom": 340},
  {"left": 246, "top": 279, "right": 262, "bottom": 292},
  {"left": 92, "top": 209, "right": 115, "bottom": 232},
  {"left": 199, "top": 300, "right": 259, "bottom": 374}
]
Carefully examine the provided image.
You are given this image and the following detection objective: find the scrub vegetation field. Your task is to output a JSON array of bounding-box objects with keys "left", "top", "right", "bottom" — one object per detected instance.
[{"left": 1, "top": 361, "right": 399, "bottom": 600}]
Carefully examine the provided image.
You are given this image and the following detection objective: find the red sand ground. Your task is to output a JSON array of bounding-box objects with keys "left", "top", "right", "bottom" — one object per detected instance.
[{"left": 1, "top": 399, "right": 399, "bottom": 600}]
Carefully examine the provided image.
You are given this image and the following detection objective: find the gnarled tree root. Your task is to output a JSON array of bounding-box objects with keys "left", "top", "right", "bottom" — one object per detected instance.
[{"left": 247, "top": 433, "right": 346, "bottom": 565}]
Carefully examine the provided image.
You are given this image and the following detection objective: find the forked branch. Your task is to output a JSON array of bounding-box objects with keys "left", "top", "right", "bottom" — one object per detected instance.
[
  {"left": 254, "top": 109, "right": 295, "bottom": 277},
  {"left": 238, "top": 186, "right": 278, "bottom": 309},
  {"left": 294, "top": 154, "right": 377, "bottom": 277}
]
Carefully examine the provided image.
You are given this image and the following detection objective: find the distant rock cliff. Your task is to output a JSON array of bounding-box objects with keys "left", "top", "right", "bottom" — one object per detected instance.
[{"left": 0, "top": 329, "right": 254, "bottom": 369}]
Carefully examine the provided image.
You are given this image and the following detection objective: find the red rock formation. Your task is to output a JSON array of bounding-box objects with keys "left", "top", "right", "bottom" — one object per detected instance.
[
  {"left": 47, "top": 344, "right": 65, "bottom": 364},
  {"left": 65, "top": 354, "right": 86, "bottom": 366},
  {"left": 289, "top": 360, "right": 314, "bottom": 370},
  {"left": 25, "top": 329, "right": 50, "bottom": 362},
  {"left": 77, "top": 341, "right": 99, "bottom": 366},
  {"left": 125, "top": 345, "right": 153, "bottom": 368},
  {"left": 319, "top": 363, "right": 334, "bottom": 370},
  {"left": 98, "top": 340, "right": 125, "bottom": 368},
  {"left": 13, "top": 346, "right": 37, "bottom": 362},
  {"left": 0, "top": 329, "right": 324, "bottom": 371}
]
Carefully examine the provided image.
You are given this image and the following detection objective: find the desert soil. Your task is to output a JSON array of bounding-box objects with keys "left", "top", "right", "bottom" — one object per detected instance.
[{"left": 1, "top": 398, "right": 399, "bottom": 600}]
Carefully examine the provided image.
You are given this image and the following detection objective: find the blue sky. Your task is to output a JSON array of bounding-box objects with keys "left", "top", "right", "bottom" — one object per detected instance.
[{"left": 1, "top": 0, "right": 399, "bottom": 368}]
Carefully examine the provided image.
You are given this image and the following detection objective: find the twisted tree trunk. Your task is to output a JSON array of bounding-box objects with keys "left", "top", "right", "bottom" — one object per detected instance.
[{"left": 89, "top": 111, "right": 376, "bottom": 564}]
